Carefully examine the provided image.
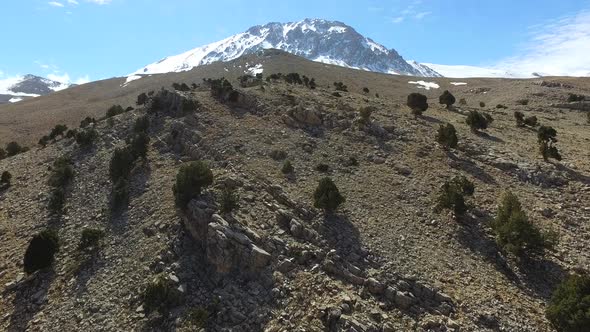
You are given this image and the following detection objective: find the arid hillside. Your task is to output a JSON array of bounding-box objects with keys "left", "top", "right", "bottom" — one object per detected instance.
[{"left": 0, "top": 51, "right": 589, "bottom": 331}]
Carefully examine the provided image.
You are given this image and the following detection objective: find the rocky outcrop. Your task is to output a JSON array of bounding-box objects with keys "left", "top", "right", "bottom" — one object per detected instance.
[
  {"left": 283, "top": 104, "right": 323, "bottom": 127},
  {"left": 183, "top": 200, "right": 271, "bottom": 276},
  {"left": 145, "top": 89, "right": 199, "bottom": 117}
]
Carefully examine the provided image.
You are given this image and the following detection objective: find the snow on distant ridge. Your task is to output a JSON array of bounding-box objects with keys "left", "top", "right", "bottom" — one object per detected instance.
[{"left": 422, "top": 63, "right": 529, "bottom": 78}]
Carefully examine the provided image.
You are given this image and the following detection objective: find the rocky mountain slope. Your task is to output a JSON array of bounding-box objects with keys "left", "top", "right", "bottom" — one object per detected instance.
[
  {"left": 0, "top": 75, "right": 71, "bottom": 105},
  {"left": 131, "top": 18, "right": 441, "bottom": 78},
  {"left": 0, "top": 51, "right": 589, "bottom": 331}
]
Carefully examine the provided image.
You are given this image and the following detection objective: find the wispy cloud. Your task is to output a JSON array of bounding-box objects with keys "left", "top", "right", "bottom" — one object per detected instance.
[
  {"left": 48, "top": 1, "right": 64, "bottom": 7},
  {"left": 415, "top": 11, "right": 431, "bottom": 19},
  {"left": 390, "top": 1, "right": 432, "bottom": 24},
  {"left": 47, "top": 73, "right": 90, "bottom": 85},
  {"left": 86, "top": 0, "right": 112, "bottom": 4},
  {"left": 67, "top": 0, "right": 79, "bottom": 4},
  {"left": 498, "top": 10, "right": 590, "bottom": 76},
  {"left": 368, "top": 6, "right": 384, "bottom": 12}
]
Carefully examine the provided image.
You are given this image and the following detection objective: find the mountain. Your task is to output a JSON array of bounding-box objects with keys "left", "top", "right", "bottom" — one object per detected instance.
[
  {"left": 421, "top": 63, "right": 537, "bottom": 78},
  {"left": 0, "top": 74, "right": 71, "bottom": 104},
  {"left": 131, "top": 18, "right": 441, "bottom": 78}
]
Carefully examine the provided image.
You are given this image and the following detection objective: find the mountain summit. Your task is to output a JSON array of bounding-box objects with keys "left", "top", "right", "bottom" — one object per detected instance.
[
  {"left": 132, "top": 18, "right": 441, "bottom": 77},
  {"left": 0, "top": 74, "right": 71, "bottom": 104}
]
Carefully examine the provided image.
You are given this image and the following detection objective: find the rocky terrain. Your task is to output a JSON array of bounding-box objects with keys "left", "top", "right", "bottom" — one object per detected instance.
[{"left": 0, "top": 51, "right": 589, "bottom": 331}]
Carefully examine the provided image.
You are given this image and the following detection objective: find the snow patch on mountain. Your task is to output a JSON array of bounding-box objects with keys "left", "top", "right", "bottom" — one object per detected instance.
[
  {"left": 422, "top": 63, "right": 529, "bottom": 78},
  {"left": 0, "top": 74, "right": 72, "bottom": 104},
  {"left": 130, "top": 18, "right": 442, "bottom": 79},
  {"left": 408, "top": 81, "right": 440, "bottom": 90}
]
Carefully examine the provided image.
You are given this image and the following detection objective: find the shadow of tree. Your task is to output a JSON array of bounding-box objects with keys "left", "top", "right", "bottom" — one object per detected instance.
[
  {"left": 420, "top": 115, "right": 443, "bottom": 124},
  {"left": 71, "top": 250, "right": 106, "bottom": 297},
  {"left": 476, "top": 131, "right": 505, "bottom": 143},
  {"left": 553, "top": 162, "right": 590, "bottom": 185},
  {"left": 4, "top": 270, "right": 55, "bottom": 332},
  {"left": 456, "top": 213, "right": 566, "bottom": 299},
  {"left": 318, "top": 213, "right": 369, "bottom": 274},
  {"left": 448, "top": 152, "right": 497, "bottom": 185}
]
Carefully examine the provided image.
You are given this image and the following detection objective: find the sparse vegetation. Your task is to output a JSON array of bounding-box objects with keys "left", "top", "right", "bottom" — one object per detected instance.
[
  {"left": 466, "top": 111, "right": 490, "bottom": 132},
  {"left": 281, "top": 160, "right": 294, "bottom": 174},
  {"left": 137, "top": 92, "right": 148, "bottom": 105},
  {"left": 439, "top": 90, "right": 456, "bottom": 109},
  {"left": 516, "top": 99, "right": 529, "bottom": 105},
  {"left": 173, "top": 161, "right": 214, "bottom": 208},
  {"left": 6, "top": 141, "right": 26, "bottom": 157},
  {"left": 106, "top": 105, "right": 126, "bottom": 118},
  {"left": 143, "top": 274, "right": 182, "bottom": 314},
  {"left": 49, "top": 124, "right": 68, "bottom": 140},
  {"left": 134, "top": 116, "right": 150, "bottom": 133},
  {"left": 358, "top": 106, "right": 374, "bottom": 125},
  {"left": 363, "top": 87, "right": 370, "bottom": 94},
  {"left": 23, "top": 229, "right": 60, "bottom": 274},
  {"left": 407, "top": 93, "right": 428, "bottom": 116},
  {"left": 313, "top": 177, "right": 345, "bottom": 213},
  {"left": 172, "top": 82, "right": 190, "bottom": 91},
  {"left": 38, "top": 135, "right": 50, "bottom": 147},
  {"left": 110, "top": 147, "right": 134, "bottom": 182},
  {"left": 185, "top": 306, "right": 209, "bottom": 329},
  {"left": 479, "top": 102, "right": 485, "bottom": 108},
  {"left": 538, "top": 125, "right": 562, "bottom": 161},
  {"left": 436, "top": 123, "right": 458, "bottom": 149},
  {"left": 333, "top": 81, "right": 348, "bottom": 92},
  {"left": 219, "top": 186, "right": 239, "bottom": 213},
  {"left": 492, "top": 191, "right": 555, "bottom": 256},
  {"left": 79, "top": 117, "right": 96, "bottom": 128},
  {"left": 48, "top": 156, "right": 74, "bottom": 214},
  {"left": 129, "top": 132, "right": 150, "bottom": 159},
  {"left": 523, "top": 115, "right": 538, "bottom": 127},
  {"left": 496, "top": 104, "right": 508, "bottom": 109},
  {"left": 75, "top": 128, "right": 98, "bottom": 147},
  {"left": 459, "top": 98, "right": 467, "bottom": 105},
  {"left": 435, "top": 175, "right": 474, "bottom": 218},
  {"left": 1, "top": 171, "right": 12, "bottom": 186},
  {"left": 205, "top": 77, "right": 239, "bottom": 102},
  {"left": 515, "top": 111, "right": 537, "bottom": 127},
  {"left": 546, "top": 273, "right": 590, "bottom": 332},
  {"left": 567, "top": 93, "right": 586, "bottom": 102}
]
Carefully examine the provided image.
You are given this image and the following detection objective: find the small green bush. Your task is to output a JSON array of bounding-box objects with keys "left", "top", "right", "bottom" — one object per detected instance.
[
  {"left": 546, "top": 273, "right": 590, "bottom": 332},
  {"left": 79, "top": 117, "right": 96, "bottom": 128},
  {"left": 496, "top": 104, "right": 508, "bottom": 109},
  {"left": 137, "top": 92, "right": 148, "bottom": 105},
  {"left": 106, "top": 105, "right": 126, "bottom": 118},
  {"left": 363, "top": 87, "right": 370, "bottom": 94},
  {"left": 479, "top": 102, "right": 485, "bottom": 108},
  {"left": 133, "top": 116, "right": 150, "bottom": 133},
  {"left": 205, "top": 78, "right": 239, "bottom": 102},
  {"left": 143, "top": 274, "right": 182, "bottom": 314},
  {"left": 407, "top": 93, "right": 428, "bottom": 116},
  {"left": 79, "top": 228, "right": 105, "bottom": 250},
  {"left": 48, "top": 156, "right": 73, "bottom": 188},
  {"left": 466, "top": 111, "right": 489, "bottom": 132},
  {"left": 75, "top": 128, "right": 98, "bottom": 147},
  {"left": 313, "top": 177, "right": 345, "bottom": 213},
  {"left": 492, "top": 191, "right": 555, "bottom": 256},
  {"left": 358, "top": 106, "right": 374, "bottom": 125},
  {"left": 333, "top": 81, "right": 348, "bottom": 92},
  {"left": 110, "top": 147, "right": 134, "bottom": 182},
  {"left": 516, "top": 99, "right": 529, "bottom": 105},
  {"left": 567, "top": 93, "right": 586, "bottom": 102},
  {"left": 524, "top": 116, "right": 538, "bottom": 127},
  {"left": 130, "top": 132, "right": 150, "bottom": 159},
  {"left": 1, "top": 171, "right": 11, "bottom": 185},
  {"left": 6, "top": 141, "right": 25, "bottom": 157},
  {"left": 281, "top": 160, "right": 294, "bottom": 174},
  {"left": 514, "top": 111, "right": 525, "bottom": 127},
  {"left": 66, "top": 129, "right": 77, "bottom": 139},
  {"left": 435, "top": 175, "right": 474, "bottom": 218},
  {"left": 436, "top": 123, "right": 458, "bottom": 149},
  {"left": 173, "top": 161, "right": 214, "bottom": 208},
  {"left": 459, "top": 98, "right": 467, "bottom": 105},
  {"left": 48, "top": 187, "right": 66, "bottom": 214},
  {"left": 49, "top": 124, "right": 68, "bottom": 140},
  {"left": 219, "top": 186, "right": 239, "bottom": 213},
  {"left": 172, "top": 82, "right": 190, "bottom": 91},
  {"left": 332, "top": 92, "right": 342, "bottom": 97},
  {"left": 23, "top": 229, "right": 60, "bottom": 274},
  {"left": 186, "top": 306, "right": 209, "bottom": 328},
  {"left": 0, "top": 148, "right": 6, "bottom": 160},
  {"left": 38, "top": 135, "right": 50, "bottom": 147},
  {"left": 538, "top": 126, "right": 561, "bottom": 161},
  {"left": 439, "top": 90, "right": 456, "bottom": 109}
]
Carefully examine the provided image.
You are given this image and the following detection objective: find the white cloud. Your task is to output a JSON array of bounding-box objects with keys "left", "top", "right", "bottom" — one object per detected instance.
[
  {"left": 0, "top": 70, "right": 4, "bottom": 78},
  {"left": 47, "top": 73, "right": 91, "bottom": 85},
  {"left": 67, "top": 0, "right": 79, "bottom": 4},
  {"left": 498, "top": 10, "right": 590, "bottom": 76},
  {"left": 48, "top": 1, "right": 64, "bottom": 7},
  {"left": 391, "top": 16, "right": 404, "bottom": 24},
  {"left": 415, "top": 11, "right": 431, "bottom": 19},
  {"left": 86, "top": 0, "right": 112, "bottom": 4}
]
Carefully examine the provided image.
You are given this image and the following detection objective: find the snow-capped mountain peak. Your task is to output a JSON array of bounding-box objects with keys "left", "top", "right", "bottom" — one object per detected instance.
[
  {"left": 0, "top": 74, "right": 72, "bottom": 104},
  {"left": 131, "top": 18, "right": 441, "bottom": 78}
]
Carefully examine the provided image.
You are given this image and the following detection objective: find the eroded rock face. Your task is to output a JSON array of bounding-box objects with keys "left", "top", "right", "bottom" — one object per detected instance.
[
  {"left": 184, "top": 200, "right": 271, "bottom": 276},
  {"left": 285, "top": 104, "right": 323, "bottom": 127}
]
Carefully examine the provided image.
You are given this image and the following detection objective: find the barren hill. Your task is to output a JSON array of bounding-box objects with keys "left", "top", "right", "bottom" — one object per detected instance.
[{"left": 0, "top": 50, "right": 589, "bottom": 331}]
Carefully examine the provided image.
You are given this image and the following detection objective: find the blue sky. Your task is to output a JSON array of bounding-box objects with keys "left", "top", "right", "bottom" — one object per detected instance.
[{"left": 1, "top": 0, "right": 590, "bottom": 83}]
